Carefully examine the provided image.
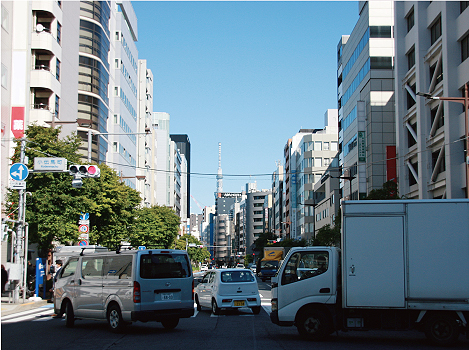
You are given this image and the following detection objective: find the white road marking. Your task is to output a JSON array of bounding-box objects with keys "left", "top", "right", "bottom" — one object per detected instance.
[{"left": 1, "top": 308, "right": 53, "bottom": 324}]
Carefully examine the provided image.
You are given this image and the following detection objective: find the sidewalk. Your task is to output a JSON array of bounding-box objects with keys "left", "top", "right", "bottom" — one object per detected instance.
[{"left": 1, "top": 294, "right": 50, "bottom": 317}]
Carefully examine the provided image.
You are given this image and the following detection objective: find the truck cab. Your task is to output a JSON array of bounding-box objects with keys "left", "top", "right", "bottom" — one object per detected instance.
[{"left": 271, "top": 246, "right": 339, "bottom": 335}]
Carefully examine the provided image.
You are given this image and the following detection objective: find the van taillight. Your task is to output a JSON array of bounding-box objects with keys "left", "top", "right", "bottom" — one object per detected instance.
[
  {"left": 192, "top": 278, "right": 194, "bottom": 300},
  {"left": 133, "top": 281, "right": 141, "bottom": 303}
]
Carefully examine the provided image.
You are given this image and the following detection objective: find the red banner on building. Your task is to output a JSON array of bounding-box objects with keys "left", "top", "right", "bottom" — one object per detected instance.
[{"left": 11, "top": 107, "right": 25, "bottom": 139}]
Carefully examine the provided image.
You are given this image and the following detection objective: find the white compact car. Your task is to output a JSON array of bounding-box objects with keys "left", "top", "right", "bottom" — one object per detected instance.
[{"left": 195, "top": 268, "right": 261, "bottom": 314}]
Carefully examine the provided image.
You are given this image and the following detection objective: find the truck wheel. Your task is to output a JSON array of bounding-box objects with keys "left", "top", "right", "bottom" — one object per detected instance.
[
  {"left": 64, "top": 300, "right": 75, "bottom": 328},
  {"left": 296, "top": 309, "right": 332, "bottom": 340},
  {"left": 161, "top": 318, "right": 179, "bottom": 330},
  {"left": 424, "top": 313, "right": 460, "bottom": 345},
  {"left": 212, "top": 299, "right": 221, "bottom": 315},
  {"left": 107, "top": 304, "right": 126, "bottom": 333}
]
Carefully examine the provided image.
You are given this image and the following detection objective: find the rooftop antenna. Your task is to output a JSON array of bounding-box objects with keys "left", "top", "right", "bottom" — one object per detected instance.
[{"left": 217, "top": 142, "right": 223, "bottom": 194}]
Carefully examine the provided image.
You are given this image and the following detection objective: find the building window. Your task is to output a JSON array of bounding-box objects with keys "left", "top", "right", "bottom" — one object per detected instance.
[
  {"left": 370, "top": 57, "right": 392, "bottom": 69},
  {"left": 430, "top": 16, "right": 441, "bottom": 46},
  {"left": 462, "top": 33, "right": 469, "bottom": 62},
  {"left": 461, "top": 1, "right": 468, "bottom": 13},
  {"left": 406, "top": 83, "right": 416, "bottom": 110},
  {"left": 432, "top": 149, "right": 445, "bottom": 175},
  {"left": 115, "top": 31, "right": 120, "bottom": 40},
  {"left": 331, "top": 141, "right": 338, "bottom": 151},
  {"left": 55, "top": 95, "right": 60, "bottom": 118},
  {"left": 407, "top": 122, "right": 417, "bottom": 148},
  {"left": 431, "top": 105, "right": 444, "bottom": 130},
  {"left": 314, "top": 141, "right": 322, "bottom": 151},
  {"left": 370, "top": 26, "right": 392, "bottom": 38},
  {"left": 57, "top": 22, "right": 62, "bottom": 44},
  {"left": 407, "top": 47, "right": 415, "bottom": 70},
  {"left": 409, "top": 161, "right": 418, "bottom": 186},
  {"left": 56, "top": 58, "right": 60, "bottom": 81},
  {"left": 406, "top": 8, "right": 414, "bottom": 32},
  {"left": 429, "top": 61, "right": 443, "bottom": 85}
]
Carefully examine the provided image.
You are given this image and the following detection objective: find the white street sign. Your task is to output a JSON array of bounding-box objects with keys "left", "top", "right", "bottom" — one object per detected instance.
[
  {"left": 9, "top": 180, "right": 26, "bottom": 189},
  {"left": 34, "top": 157, "right": 67, "bottom": 172}
]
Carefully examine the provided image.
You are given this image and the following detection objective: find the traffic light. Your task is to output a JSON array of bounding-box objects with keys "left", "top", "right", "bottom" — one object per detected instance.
[{"left": 69, "top": 164, "right": 100, "bottom": 178}]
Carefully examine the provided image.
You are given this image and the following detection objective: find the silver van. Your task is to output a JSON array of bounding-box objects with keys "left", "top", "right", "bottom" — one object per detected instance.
[{"left": 54, "top": 248, "right": 194, "bottom": 332}]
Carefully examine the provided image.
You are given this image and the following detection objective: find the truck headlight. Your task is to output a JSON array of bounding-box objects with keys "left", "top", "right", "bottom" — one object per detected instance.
[{"left": 271, "top": 298, "right": 278, "bottom": 312}]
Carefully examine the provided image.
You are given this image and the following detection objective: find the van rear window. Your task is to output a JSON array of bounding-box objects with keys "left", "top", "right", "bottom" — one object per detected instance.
[{"left": 140, "top": 254, "right": 191, "bottom": 279}]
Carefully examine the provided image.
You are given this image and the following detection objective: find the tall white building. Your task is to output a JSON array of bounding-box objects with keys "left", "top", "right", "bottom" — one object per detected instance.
[
  {"left": 137, "top": 59, "right": 153, "bottom": 207},
  {"left": 151, "top": 112, "right": 171, "bottom": 206},
  {"left": 394, "top": 2, "right": 469, "bottom": 199},
  {"left": 337, "top": 1, "right": 395, "bottom": 200}
]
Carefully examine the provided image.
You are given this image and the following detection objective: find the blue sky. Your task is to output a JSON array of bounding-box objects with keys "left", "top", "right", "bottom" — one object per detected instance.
[{"left": 132, "top": 1, "right": 359, "bottom": 213}]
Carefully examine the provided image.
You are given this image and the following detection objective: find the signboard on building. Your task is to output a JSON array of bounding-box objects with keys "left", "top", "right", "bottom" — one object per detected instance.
[{"left": 358, "top": 131, "right": 366, "bottom": 162}]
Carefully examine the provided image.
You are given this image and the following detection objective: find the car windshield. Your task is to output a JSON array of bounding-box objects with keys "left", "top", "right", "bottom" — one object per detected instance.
[
  {"left": 221, "top": 270, "right": 254, "bottom": 283},
  {"left": 140, "top": 253, "right": 191, "bottom": 279}
]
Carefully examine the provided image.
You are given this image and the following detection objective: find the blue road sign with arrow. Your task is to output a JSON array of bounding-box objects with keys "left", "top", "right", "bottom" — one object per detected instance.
[{"left": 9, "top": 163, "right": 29, "bottom": 181}]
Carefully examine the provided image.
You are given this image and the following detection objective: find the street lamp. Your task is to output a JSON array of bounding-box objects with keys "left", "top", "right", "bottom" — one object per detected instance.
[
  {"left": 417, "top": 83, "right": 469, "bottom": 198},
  {"left": 77, "top": 127, "right": 151, "bottom": 163}
]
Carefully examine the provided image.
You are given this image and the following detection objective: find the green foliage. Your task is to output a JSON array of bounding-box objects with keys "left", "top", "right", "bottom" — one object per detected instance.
[
  {"left": 5, "top": 125, "right": 141, "bottom": 255},
  {"left": 312, "top": 208, "right": 341, "bottom": 247},
  {"left": 175, "top": 234, "right": 211, "bottom": 263},
  {"left": 130, "top": 206, "right": 180, "bottom": 248},
  {"left": 312, "top": 224, "right": 340, "bottom": 247},
  {"left": 365, "top": 180, "right": 399, "bottom": 200}
]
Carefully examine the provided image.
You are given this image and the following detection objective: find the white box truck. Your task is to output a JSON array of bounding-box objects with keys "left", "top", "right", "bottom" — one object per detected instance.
[{"left": 270, "top": 199, "right": 469, "bottom": 345}]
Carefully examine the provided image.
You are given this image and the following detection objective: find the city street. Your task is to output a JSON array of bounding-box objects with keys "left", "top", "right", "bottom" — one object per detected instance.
[{"left": 2, "top": 279, "right": 468, "bottom": 350}]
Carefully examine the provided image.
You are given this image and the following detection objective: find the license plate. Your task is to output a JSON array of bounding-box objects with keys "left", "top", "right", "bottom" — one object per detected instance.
[
  {"left": 161, "top": 293, "right": 174, "bottom": 300},
  {"left": 234, "top": 300, "right": 245, "bottom": 307}
]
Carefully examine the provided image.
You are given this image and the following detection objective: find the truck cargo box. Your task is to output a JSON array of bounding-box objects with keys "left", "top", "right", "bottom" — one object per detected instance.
[{"left": 342, "top": 199, "right": 469, "bottom": 311}]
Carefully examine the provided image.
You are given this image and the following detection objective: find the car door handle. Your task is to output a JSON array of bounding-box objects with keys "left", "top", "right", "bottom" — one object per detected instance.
[{"left": 319, "top": 288, "right": 330, "bottom": 293}]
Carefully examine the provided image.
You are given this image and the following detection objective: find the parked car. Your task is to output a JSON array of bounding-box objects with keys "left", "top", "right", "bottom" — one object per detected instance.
[
  {"left": 54, "top": 248, "right": 194, "bottom": 332},
  {"left": 195, "top": 268, "right": 261, "bottom": 315}
]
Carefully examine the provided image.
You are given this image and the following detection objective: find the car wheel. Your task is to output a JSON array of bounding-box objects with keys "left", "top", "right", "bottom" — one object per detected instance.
[
  {"left": 195, "top": 295, "right": 202, "bottom": 311},
  {"left": 212, "top": 299, "right": 221, "bottom": 315},
  {"left": 64, "top": 300, "right": 75, "bottom": 328},
  {"left": 251, "top": 306, "right": 261, "bottom": 315},
  {"left": 161, "top": 318, "right": 179, "bottom": 330},
  {"left": 424, "top": 313, "right": 460, "bottom": 346},
  {"left": 296, "top": 309, "right": 332, "bottom": 340},
  {"left": 107, "top": 304, "right": 126, "bottom": 333}
]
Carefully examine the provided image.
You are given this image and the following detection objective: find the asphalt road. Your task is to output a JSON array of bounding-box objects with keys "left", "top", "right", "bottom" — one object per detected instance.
[{"left": 2, "top": 278, "right": 468, "bottom": 350}]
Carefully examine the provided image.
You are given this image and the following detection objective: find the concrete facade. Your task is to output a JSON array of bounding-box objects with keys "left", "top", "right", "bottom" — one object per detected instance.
[{"left": 394, "top": 1, "right": 469, "bottom": 199}]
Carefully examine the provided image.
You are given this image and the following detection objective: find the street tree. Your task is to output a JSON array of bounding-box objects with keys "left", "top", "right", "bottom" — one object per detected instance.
[
  {"left": 5, "top": 125, "right": 141, "bottom": 255},
  {"left": 129, "top": 206, "right": 180, "bottom": 248},
  {"left": 175, "top": 234, "right": 211, "bottom": 264}
]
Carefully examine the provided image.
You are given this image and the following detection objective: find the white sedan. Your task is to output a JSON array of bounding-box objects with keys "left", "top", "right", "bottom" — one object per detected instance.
[{"left": 195, "top": 268, "right": 261, "bottom": 314}]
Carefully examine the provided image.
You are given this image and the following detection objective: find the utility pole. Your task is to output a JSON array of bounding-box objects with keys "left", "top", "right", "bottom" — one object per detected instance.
[{"left": 12, "top": 138, "right": 27, "bottom": 303}]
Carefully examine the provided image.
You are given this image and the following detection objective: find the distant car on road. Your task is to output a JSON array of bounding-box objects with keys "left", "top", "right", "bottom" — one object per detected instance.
[
  {"left": 200, "top": 264, "right": 209, "bottom": 271},
  {"left": 248, "top": 263, "right": 256, "bottom": 273},
  {"left": 195, "top": 268, "right": 261, "bottom": 315},
  {"left": 235, "top": 263, "right": 245, "bottom": 269}
]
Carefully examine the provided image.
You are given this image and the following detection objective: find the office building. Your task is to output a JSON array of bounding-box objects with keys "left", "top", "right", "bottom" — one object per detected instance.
[
  {"left": 337, "top": 1, "right": 395, "bottom": 200},
  {"left": 394, "top": 1, "right": 469, "bottom": 199}
]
